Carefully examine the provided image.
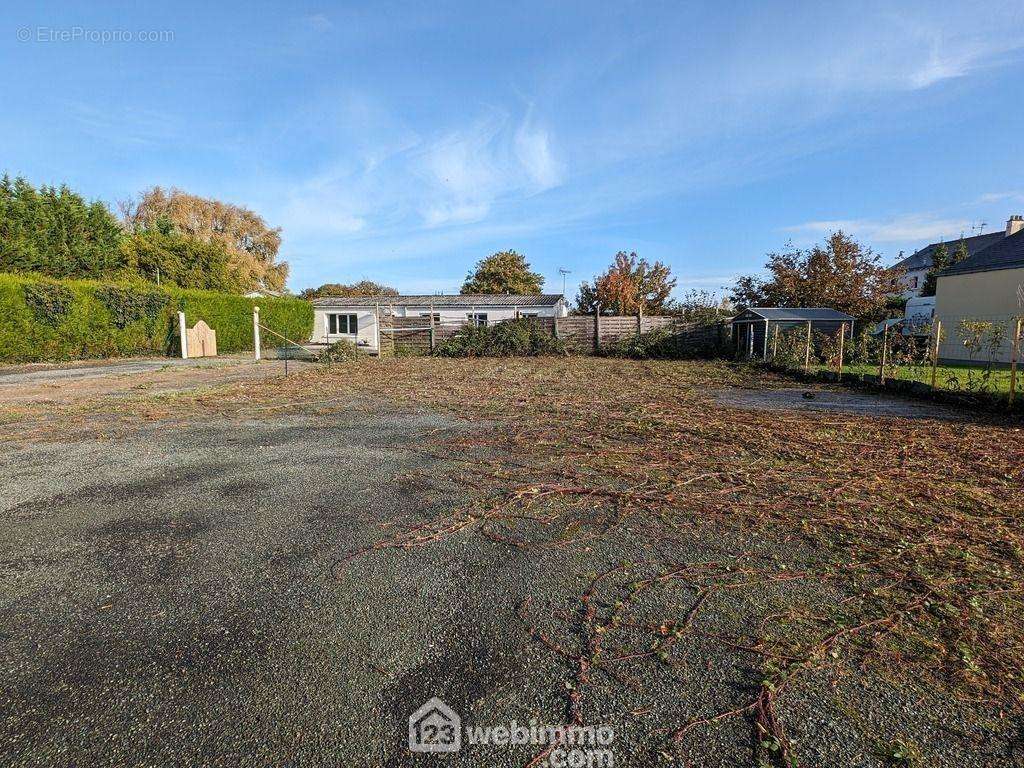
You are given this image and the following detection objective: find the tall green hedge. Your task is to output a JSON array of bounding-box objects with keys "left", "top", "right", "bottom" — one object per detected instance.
[{"left": 0, "top": 272, "right": 313, "bottom": 362}]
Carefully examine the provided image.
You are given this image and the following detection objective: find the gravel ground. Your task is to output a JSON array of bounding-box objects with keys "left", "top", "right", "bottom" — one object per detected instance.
[{"left": 0, "top": 367, "right": 1019, "bottom": 766}]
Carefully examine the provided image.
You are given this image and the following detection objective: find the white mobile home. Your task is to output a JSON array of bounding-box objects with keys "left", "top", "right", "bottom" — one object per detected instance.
[{"left": 310, "top": 294, "right": 568, "bottom": 353}]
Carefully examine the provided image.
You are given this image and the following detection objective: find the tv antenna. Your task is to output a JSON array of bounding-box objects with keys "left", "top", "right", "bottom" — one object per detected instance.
[
  {"left": 558, "top": 268, "right": 572, "bottom": 296},
  {"left": 972, "top": 221, "right": 988, "bottom": 235}
]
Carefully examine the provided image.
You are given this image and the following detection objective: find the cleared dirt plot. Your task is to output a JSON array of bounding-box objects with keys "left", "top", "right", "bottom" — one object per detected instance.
[{"left": 1, "top": 357, "right": 1022, "bottom": 767}]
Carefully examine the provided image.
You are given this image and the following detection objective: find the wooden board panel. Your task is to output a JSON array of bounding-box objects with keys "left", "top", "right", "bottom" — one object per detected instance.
[{"left": 186, "top": 320, "right": 217, "bottom": 357}]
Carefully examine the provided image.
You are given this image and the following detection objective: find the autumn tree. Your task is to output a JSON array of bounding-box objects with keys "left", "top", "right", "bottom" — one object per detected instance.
[
  {"left": 461, "top": 250, "right": 544, "bottom": 294},
  {"left": 575, "top": 251, "right": 676, "bottom": 314},
  {"left": 121, "top": 187, "right": 288, "bottom": 292},
  {"left": 731, "top": 232, "right": 896, "bottom": 322},
  {"left": 299, "top": 281, "right": 399, "bottom": 300}
]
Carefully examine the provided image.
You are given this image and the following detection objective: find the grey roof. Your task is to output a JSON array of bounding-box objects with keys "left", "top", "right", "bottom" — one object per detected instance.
[
  {"left": 731, "top": 307, "right": 855, "bottom": 323},
  {"left": 312, "top": 294, "right": 563, "bottom": 308},
  {"left": 941, "top": 229, "right": 1024, "bottom": 276},
  {"left": 893, "top": 232, "right": 1003, "bottom": 272}
]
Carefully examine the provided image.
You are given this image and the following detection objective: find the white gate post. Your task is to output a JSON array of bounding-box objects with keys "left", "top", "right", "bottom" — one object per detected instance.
[
  {"left": 253, "top": 306, "right": 261, "bottom": 361},
  {"left": 178, "top": 311, "right": 189, "bottom": 359},
  {"left": 374, "top": 302, "right": 381, "bottom": 354}
]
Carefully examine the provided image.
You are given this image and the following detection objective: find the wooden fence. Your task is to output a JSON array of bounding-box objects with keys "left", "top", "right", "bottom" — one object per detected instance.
[{"left": 379, "top": 312, "right": 728, "bottom": 356}]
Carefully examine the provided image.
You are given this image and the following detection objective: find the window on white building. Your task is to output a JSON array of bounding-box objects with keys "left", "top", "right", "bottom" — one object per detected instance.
[
  {"left": 467, "top": 313, "right": 488, "bottom": 326},
  {"left": 328, "top": 313, "right": 358, "bottom": 335}
]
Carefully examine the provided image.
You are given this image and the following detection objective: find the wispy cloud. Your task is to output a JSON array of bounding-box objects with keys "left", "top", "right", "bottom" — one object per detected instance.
[
  {"left": 977, "top": 191, "right": 1024, "bottom": 205},
  {"left": 784, "top": 214, "right": 972, "bottom": 243},
  {"left": 67, "top": 102, "right": 182, "bottom": 146}
]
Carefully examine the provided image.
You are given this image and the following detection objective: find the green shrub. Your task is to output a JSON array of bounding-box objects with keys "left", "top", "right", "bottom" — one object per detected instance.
[
  {"left": 22, "top": 281, "right": 74, "bottom": 325},
  {"left": 433, "top": 318, "right": 565, "bottom": 357},
  {"left": 318, "top": 339, "right": 360, "bottom": 362},
  {"left": 0, "top": 272, "right": 313, "bottom": 362},
  {"left": 95, "top": 285, "right": 169, "bottom": 328},
  {"left": 602, "top": 328, "right": 683, "bottom": 359}
]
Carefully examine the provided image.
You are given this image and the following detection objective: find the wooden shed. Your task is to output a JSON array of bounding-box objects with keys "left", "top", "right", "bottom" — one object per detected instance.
[{"left": 731, "top": 307, "right": 854, "bottom": 359}]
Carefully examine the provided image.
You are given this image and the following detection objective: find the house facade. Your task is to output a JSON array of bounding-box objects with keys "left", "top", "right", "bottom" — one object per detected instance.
[
  {"left": 934, "top": 216, "right": 1024, "bottom": 363},
  {"left": 309, "top": 294, "right": 568, "bottom": 353},
  {"left": 892, "top": 230, "right": 1004, "bottom": 300}
]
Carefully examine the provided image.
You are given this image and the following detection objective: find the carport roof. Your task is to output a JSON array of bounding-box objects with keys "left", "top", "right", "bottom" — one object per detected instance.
[{"left": 731, "top": 307, "right": 855, "bottom": 323}]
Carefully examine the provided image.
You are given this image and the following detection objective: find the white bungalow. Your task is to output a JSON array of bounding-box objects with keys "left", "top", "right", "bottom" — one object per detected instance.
[{"left": 310, "top": 294, "right": 568, "bottom": 353}]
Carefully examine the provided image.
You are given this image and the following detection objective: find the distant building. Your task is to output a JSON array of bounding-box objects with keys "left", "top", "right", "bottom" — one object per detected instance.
[
  {"left": 310, "top": 294, "right": 568, "bottom": 353},
  {"left": 934, "top": 216, "right": 1024, "bottom": 363},
  {"left": 892, "top": 231, "right": 1005, "bottom": 300}
]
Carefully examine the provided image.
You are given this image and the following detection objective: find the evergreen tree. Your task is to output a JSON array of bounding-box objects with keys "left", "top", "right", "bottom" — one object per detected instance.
[
  {"left": 921, "top": 241, "right": 950, "bottom": 297},
  {"left": 952, "top": 237, "right": 970, "bottom": 265},
  {"left": 0, "top": 175, "right": 124, "bottom": 279}
]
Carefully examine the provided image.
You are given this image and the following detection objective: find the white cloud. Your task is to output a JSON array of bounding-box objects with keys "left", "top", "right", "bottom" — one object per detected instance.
[
  {"left": 977, "top": 191, "right": 1024, "bottom": 205},
  {"left": 515, "top": 118, "right": 562, "bottom": 190},
  {"left": 302, "top": 13, "right": 333, "bottom": 32},
  {"left": 785, "top": 215, "right": 972, "bottom": 243},
  {"left": 412, "top": 110, "right": 563, "bottom": 227}
]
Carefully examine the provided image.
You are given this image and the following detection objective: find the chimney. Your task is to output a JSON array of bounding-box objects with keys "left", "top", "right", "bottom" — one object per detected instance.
[{"left": 1007, "top": 215, "right": 1024, "bottom": 237}]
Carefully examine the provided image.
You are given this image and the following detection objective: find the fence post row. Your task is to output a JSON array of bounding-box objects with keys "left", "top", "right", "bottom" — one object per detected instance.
[{"left": 253, "top": 306, "right": 261, "bottom": 361}]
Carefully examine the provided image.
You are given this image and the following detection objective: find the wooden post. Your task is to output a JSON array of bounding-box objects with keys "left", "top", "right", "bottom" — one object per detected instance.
[
  {"left": 772, "top": 325, "right": 779, "bottom": 361},
  {"left": 804, "top": 320, "right": 812, "bottom": 372},
  {"left": 374, "top": 303, "right": 381, "bottom": 356},
  {"left": 837, "top": 323, "right": 845, "bottom": 380},
  {"left": 253, "top": 306, "right": 261, "bottom": 361},
  {"left": 930, "top": 319, "right": 942, "bottom": 390},
  {"left": 1009, "top": 317, "right": 1022, "bottom": 407},
  {"left": 637, "top": 305, "right": 643, "bottom": 337},
  {"left": 594, "top": 304, "right": 601, "bottom": 353},
  {"left": 178, "top": 311, "right": 189, "bottom": 359},
  {"left": 763, "top": 319, "right": 769, "bottom": 359},
  {"left": 879, "top": 323, "right": 889, "bottom": 384}
]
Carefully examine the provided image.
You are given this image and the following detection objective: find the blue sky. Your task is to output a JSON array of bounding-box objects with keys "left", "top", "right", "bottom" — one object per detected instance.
[{"left": 3, "top": 2, "right": 1023, "bottom": 296}]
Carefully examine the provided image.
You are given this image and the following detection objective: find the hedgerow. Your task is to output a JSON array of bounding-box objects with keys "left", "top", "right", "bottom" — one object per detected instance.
[{"left": 0, "top": 272, "right": 313, "bottom": 362}]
